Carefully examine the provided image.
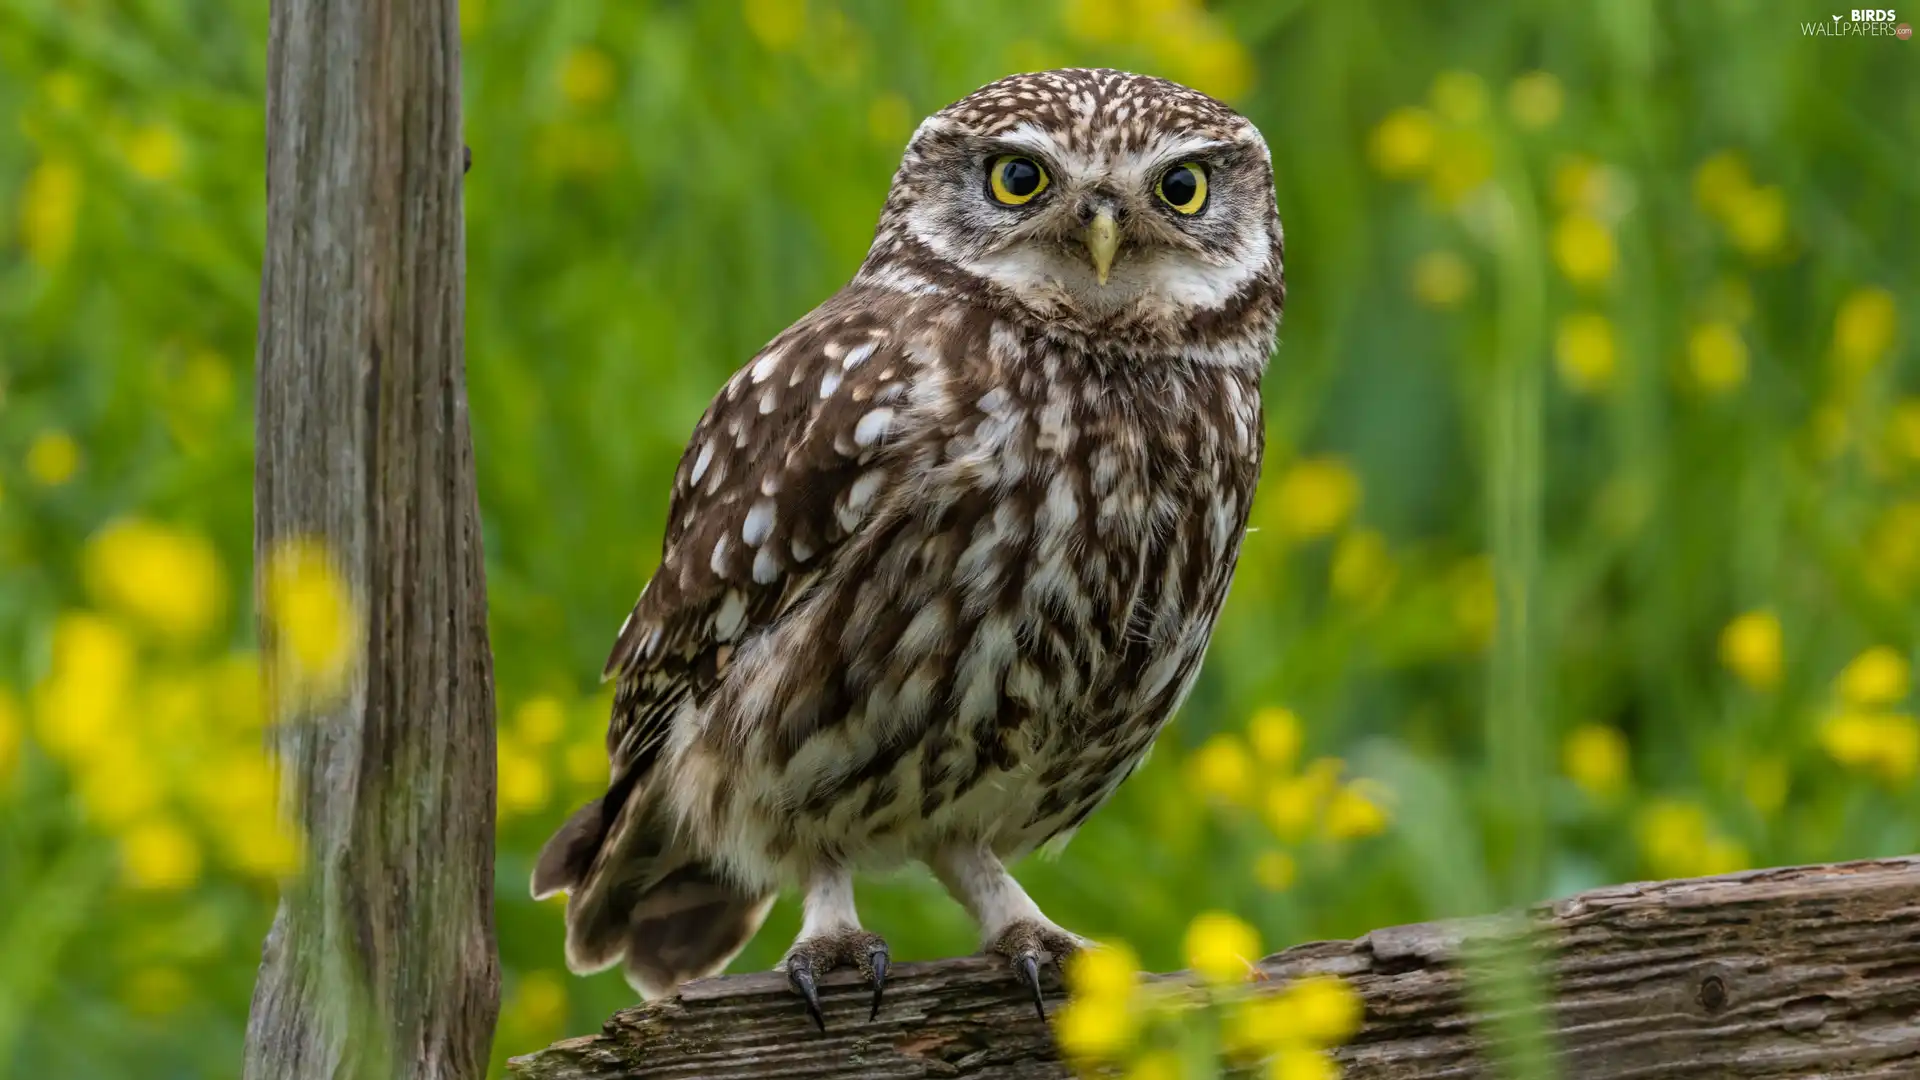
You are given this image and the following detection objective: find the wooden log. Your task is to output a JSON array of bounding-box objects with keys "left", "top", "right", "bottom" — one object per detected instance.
[
  {"left": 244, "top": 0, "right": 499, "bottom": 1077},
  {"left": 506, "top": 857, "right": 1920, "bottom": 1079}
]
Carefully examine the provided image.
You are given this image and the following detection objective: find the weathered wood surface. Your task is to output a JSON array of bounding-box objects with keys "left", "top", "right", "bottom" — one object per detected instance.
[
  {"left": 508, "top": 857, "right": 1920, "bottom": 1079},
  {"left": 244, "top": 0, "right": 499, "bottom": 1077}
]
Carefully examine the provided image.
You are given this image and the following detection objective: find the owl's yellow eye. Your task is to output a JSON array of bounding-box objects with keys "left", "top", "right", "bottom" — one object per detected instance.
[
  {"left": 988, "top": 155, "right": 1049, "bottom": 206},
  {"left": 1157, "top": 162, "right": 1208, "bottom": 214}
]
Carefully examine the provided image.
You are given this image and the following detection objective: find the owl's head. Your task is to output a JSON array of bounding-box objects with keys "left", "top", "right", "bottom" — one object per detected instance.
[{"left": 861, "top": 68, "right": 1283, "bottom": 353}]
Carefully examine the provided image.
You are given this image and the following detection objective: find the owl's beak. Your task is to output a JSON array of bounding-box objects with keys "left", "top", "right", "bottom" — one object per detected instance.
[{"left": 1083, "top": 210, "right": 1120, "bottom": 286}]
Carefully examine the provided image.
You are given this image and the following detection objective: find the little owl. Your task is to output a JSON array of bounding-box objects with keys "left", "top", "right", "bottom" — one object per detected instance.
[{"left": 534, "top": 67, "right": 1283, "bottom": 1028}]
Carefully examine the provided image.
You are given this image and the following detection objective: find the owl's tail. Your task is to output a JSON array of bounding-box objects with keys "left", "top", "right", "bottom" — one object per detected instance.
[{"left": 532, "top": 789, "right": 774, "bottom": 998}]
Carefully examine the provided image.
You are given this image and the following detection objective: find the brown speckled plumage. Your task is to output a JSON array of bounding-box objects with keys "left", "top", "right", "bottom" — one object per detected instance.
[{"left": 533, "top": 68, "right": 1284, "bottom": 1012}]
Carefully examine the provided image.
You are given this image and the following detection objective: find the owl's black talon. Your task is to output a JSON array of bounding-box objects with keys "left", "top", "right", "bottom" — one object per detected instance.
[
  {"left": 786, "top": 955, "right": 826, "bottom": 1032},
  {"left": 868, "top": 945, "right": 889, "bottom": 1021},
  {"left": 1014, "top": 952, "right": 1046, "bottom": 1021}
]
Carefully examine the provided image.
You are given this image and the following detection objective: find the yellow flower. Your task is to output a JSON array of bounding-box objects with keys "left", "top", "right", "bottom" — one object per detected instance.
[
  {"left": 1692, "top": 151, "right": 1748, "bottom": 217},
  {"left": 1268, "top": 458, "right": 1361, "bottom": 541},
  {"left": 1552, "top": 155, "right": 1599, "bottom": 212},
  {"left": 458, "top": 0, "right": 486, "bottom": 36},
  {"left": 1686, "top": 321, "right": 1749, "bottom": 395},
  {"left": 742, "top": 0, "right": 805, "bottom": 51},
  {"left": 1837, "top": 646, "right": 1911, "bottom": 707},
  {"left": 20, "top": 158, "right": 81, "bottom": 267},
  {"left": 1890, "top": 400, "right": 1920, "bottom": 464},
  {"left": 1268, "top": 1047, "right": 1338, "bottom": 1080},
  {"left": 1265, "top": 757, "right": 1343, "bottom": 841},
  {"left": 1062, "top": 0, "right": 1122, "bottom": 42},
  {"left": 1184, "top": 910, "right": 1262, "bottom": 984},
  {"left": 1053, "top": 995, "right": 1136, "bottom": 1060},
  {"left": 1554, "top": 312, "right": 1616, "bottom": 394},
  {"left": 564, "top": 736, "right": 608, "bottom": 786},
  {"left": 557, "top": 47, "right": 615, "bottom": 107},
  {"left": 867, "top": 92, "right": 913, "bottom": 146},
  {"left": 1722, "top": 185, "right": 1787, "bottom": 258},
  {"left": 1124, "top": 1049, "right": 1187, "bottom": 1080},
  {"left": 514, "top": 695, "right": 569, "bottom": 746},
  {"left": 1188, "top": 733, "right": 1255, "bottom": 805},
  {"left": 506, "top": 970, "right": 569, "bottom": 1032},
  {"left": 1743, "top": 756, "right": 1790, "bottom": 818},
  {"left": 1448, "top": 557, "right": 1498, "bottom": 647},
  {"left": 1425, "top": 131, "right": 1493, "bottom": 205},
  {"left": 226, "top": 807, "right": 306, "bottom": 881},
  {"left": 79, "top": 742, "right": 165, "bottom": 827},
  {"left": 123, "top": 966, "right": 192, "bottom": 1018},
  {"left": 499, "top": 739, "right": 553, "bottom": 815},
  {"left": 1247, "top": 707, "right": 1303, "bottom": 770},
  {"left": 1065, "top": 940, "right": 1139, "bottom": 1002},
  {"left": 0, "top": 689, "right": 18, "bottom": 786},
  {"left": 123, "top": 123, "right": 185, "bottom": 181},
  {"left": 1429, "top": 70, "right": 1487, "bottom": 124},
  {"left": 1637, "top": 799, "right": 1744, "bottom": 879},
  {"left": 1551, "top": 214, "right": 1617, "bottom": 288},
  {"left": 83, "top": 519, "right": 227, "bottom": 642},
  {"left": 26, "top": 429, "right": 81, "bottom": 485},
  {"left": 1833, "top": 287, "right": 1897, "bottom": 375},
  {"left": 1411, "top": 250, "right": 1474, "bottom": 309},
  {"left": 1719, "top": 609, "right": 1782, "bottom": 691},
  {"left": 32, "top": 613, "right": 135, "bottom": 761},
  {"left": 121, "top": 818, "right": 204, "bottom": 890},
  {"left": 1322, "top": 782, "right": 1390, "bottom": 841},
  {"left": 1253, "top": 850, "right": 1297, "bottom": 892},
  {"left": 1561, "top": 723, "right": 1629, "bottom": 799},
  {"left": 1367, "top": 107, "right": 1437, "bottom": 178},
  {"left": 1820, "top": 711, "right": 1920, "bottom": 784},
  {"left": 1282, "top": 973, "right": 1365, "bottom": 1045},
  {"left": 262, "top": 537, "right": 362, "bottom": 705},
  {"left": 1507, "top": 71, "right": 1563, "bottom": 129}
]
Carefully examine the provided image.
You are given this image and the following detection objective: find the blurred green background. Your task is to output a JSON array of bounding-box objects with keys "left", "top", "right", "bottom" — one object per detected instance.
[{"left": 1, "top": 0, "right": 1916, "bottom": 1076}]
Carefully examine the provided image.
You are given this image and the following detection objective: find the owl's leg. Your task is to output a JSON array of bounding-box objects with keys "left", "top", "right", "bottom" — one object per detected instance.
[
  {"left": 930, "top": 846, "right": 1088, "bottom": 1020},
  {"left": 779, "top": 866, "right": 890, "bottom": 1031}
]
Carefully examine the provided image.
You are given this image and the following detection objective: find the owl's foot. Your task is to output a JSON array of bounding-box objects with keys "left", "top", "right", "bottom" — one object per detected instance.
[
  {"left": 990, "top": 917, "right": 1088, "bottom": 1022},
  {"left": 780, "top": 926, "right": 890, "bottom": 1032}
]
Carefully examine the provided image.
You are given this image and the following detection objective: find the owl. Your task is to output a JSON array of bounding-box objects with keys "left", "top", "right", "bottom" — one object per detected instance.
[{"left": 533, "top": 68, "right": 1284, "bottom": 1028}]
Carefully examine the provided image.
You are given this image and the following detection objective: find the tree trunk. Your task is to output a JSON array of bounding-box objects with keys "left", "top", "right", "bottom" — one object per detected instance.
[{"left": 245, "top": 0, "right": 498, "bottom": 1077}]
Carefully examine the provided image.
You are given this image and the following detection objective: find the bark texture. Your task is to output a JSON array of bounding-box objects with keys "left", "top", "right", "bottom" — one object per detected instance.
[
  {"left": 244, "top": 0, "right": 499, "bottom": 1077},
  {"left": 507, "top": 857, "right": 1920, "bottom": 1079}
]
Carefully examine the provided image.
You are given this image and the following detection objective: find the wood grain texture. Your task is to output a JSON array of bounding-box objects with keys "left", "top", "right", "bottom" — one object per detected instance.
[
  {"left": 245, "top": 0, "right": 499, "bottom": 1077},
  {"left": 507, "top": 858, "right": 1920, "bottom": 1079}
]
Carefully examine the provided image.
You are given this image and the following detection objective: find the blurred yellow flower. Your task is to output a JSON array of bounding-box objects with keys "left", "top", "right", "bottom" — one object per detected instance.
[
  {"left": 121, "top": 818, "right": 204, "bottom": 891},
  {"left": 123, "top": 966, "right": 192, "bottom": 1018},
  {"left": 1551, "top": 213, "right": 1617, "bottom": 288},
  {"left": 1722, "top": 185, "right": 1787, "bottom": 258},
  {"left": 1124, "top": 1049, "right": 1187, "bottom": 1080},
  {"left": 458, "top": 0, "right": 486, "bottom": 36},
  {"left": 26, "top": 429, "right": 81, "bottom": 485},
  {"left": 1719, "top": 609, "right": 1782, "bottom": 691},
  {"left": 0, "top": 689, "right": 19, "bottom": 786},
  {"left": 79, "top": 742, "right": 165, "bottom": 827},
  {"left": 1410, "top": 250, "right": 1474, "bottom": 310},
  {"left": 124, "top": 123, "right": 185, "bottom": 181},
  {"left": 1253, "top": 850, "right": 1297, "bottom": 892},
  {"left": 1066, "top": 939, "right": 1139, "bottom": 1001},
  {"left": 867, "top": 92, "right": 913, "bottom": 146},
  {"left": 1561, "top": 723, "right": 1629, "bottom": 799},
  {"left": 500, "top": 740, "right": 553, "bottom": 815},
  {"left": 1819, "top": 711, "right": 1919, "bottom": 785},
  {"left": 1184, "top": 910, "right": 1262, "bottom": 984},
  {"left": 1507, "top": 71, "right": 1563, "bottom": 129},
  {"left": 263, "top": 538, "right": 362, "bottom": 705},
  {"left": 1891, "top": 401, "right": 1920, "bottom": 464},
  {"left": 20, "top": 158, "right": 81, "bottom": 267},
  {"left": 1281, "top": 972, "right": 1364, "bottom": 1045},
  {"left": 1368, "top": 107, "right": 1437, "bottom": 178},
  {"left": 557, "top": 47, "right": 616, "bottom": 108},
  {"left": 1836, "top": 646, "right": 1911, "bottom": 707},
  {"left": 1687, "top": 321, "right": 1748, "bottom": 395},
  {"left": 1554, "top": 312, "right": 1616, "bottom": 394},
  {"left": 1447, "top": 557, "right": 1499, "bottom": 648},
  {"left": 1269, "top": 458, "right": 1360, "bottom": 541},
  {"left": 565, "top": 736, "right": 608, "bottom": 786},
  {"left": 1154, "top": 21, "right": 1253, "bottom": 103},
  {"left": 1331, "top": 528, "right": 1396, "bottom": 609},
  {"left": 1247, "top": 706, "right": 1303, "bottom": 770},
  {"left": 1188, "top": 732, "right": 1255, "bottom": 805},
  {"left": 1552, "top": 155, "right": 1598, "bottom": 212},
  {"left": 225, "top": 807, "right": 306, "bottom": 881},
  {"left": 1054, "top": 995, "right": 1136, "bottom": 1060},
  {"left": 1264, "top": 757, "right": 1343, "bottom": 841},
  {"left": 514, "top": 695, "right": 569, "bottom": 746},
  {"left": 1429, "top": 70, "right": 1487, "bottom": 124},
  {"left": 506, "top": 970, "right": 569, "bottom": 1032},
  {"left": 1425, "top": 131, "right": 1493, "bottom": 205},
  {"left": 1062, "top": 0, "right": 1122, "bottom": 42},
  {"left": 83, "top": 518, "right": 227, "bottom": 642},
  {"left": 1692, "top": 151, "right": 1748, "bottom": 217},
  {"left": 1322, "top": 782, "right": 1389, "bottom": 841},
  {"left": 1637, "top": 799, "right": 1747, "bottom": 879},
  {"left": 1833, "top": 287, "right": 1897, "bottom": 375},
  {"left": 1743, "top": 756, "right": 1790, "bottom": 818},
  {"left": 210, "top": 651, "right": 266, "bottom": 732},
  {"left": 33, "top": 613, "right": 135, "bottom": 760},
  {"left": 1268, "top": 1049, "right": 1338, "bottom": 1080},
  {"left": 743, "top": 0, "right": 806, "bottom": 51}
]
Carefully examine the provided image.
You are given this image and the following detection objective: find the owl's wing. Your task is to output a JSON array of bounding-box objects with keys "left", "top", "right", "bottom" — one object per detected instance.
[{"left": 600, "top": 293, "right": 922, "bottom": 780}]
